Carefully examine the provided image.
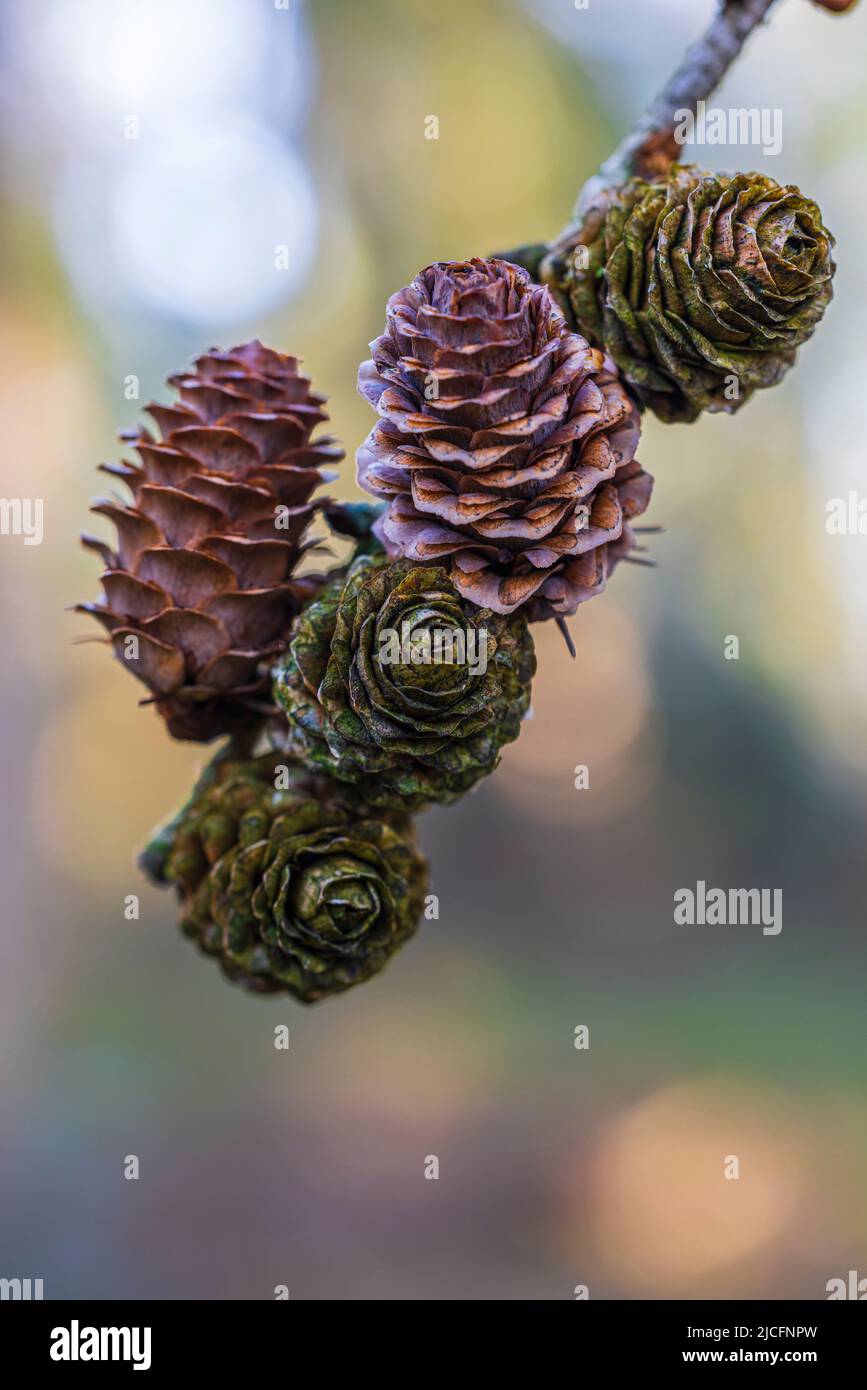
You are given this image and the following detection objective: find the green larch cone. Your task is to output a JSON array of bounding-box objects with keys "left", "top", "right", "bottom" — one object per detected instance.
[
  {"left": 163, "top": 753, "right": 428, "bottom": 1002},
  {"left": 545, "top": 165, "right": 835, "bottom": 423},
  {"left": 272, "top": 554, "right": 536, "bottom": 813}
]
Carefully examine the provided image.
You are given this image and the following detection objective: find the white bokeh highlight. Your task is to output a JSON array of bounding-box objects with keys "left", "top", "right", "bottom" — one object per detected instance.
[{"left": 111, "top": 123, "right": 318, "bottom": 324}]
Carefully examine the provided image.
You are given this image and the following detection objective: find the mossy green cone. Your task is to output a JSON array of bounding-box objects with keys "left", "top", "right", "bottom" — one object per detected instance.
[
  {"left": 548, "top": 165, "right": 835, "bottom": 423},
  {"left": 164, "top": 753, "right": 428, "bottom": 1002},
  {"left": 272, "top": 555, "right": 536, "bottom": 812}
]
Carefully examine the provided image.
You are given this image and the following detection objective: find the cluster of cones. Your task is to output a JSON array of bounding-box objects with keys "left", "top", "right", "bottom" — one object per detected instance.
[{"left": 79, "top": 168, "right": 834, "bottom": 1002}]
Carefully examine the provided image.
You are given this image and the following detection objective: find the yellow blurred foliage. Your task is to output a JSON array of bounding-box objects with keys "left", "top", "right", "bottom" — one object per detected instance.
[{"left": 581, "top": 1080, "right": 807, "bottom": 1294}]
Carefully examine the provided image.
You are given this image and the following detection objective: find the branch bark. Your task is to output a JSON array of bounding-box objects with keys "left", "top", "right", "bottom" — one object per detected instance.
[
  {"left": 499, "top": 0, "right": 784, "bottom": 274},
  {"left": 577, "top": 0, "right": 782, "bottom": 218}
]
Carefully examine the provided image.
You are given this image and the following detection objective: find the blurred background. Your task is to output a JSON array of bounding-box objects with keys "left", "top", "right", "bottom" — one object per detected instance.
[{"left": 1, "top": 0, "right": 866, "bottom": 1301}]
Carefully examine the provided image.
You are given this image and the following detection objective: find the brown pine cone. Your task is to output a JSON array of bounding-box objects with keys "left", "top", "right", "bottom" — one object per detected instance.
[
  {"left": 356, "top": 259, "right": 653, "bottom": 621},
  {"left": 78, "top": 341, "right": 342, "bottom": 741}
]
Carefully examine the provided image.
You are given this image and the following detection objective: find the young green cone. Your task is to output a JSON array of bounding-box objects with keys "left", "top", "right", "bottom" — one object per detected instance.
[
  {"left": 546, "top": 165, "right": 835, "bottom": 423},
  {"left": 272, "top": 554, "right": 536, "bottom": 813},
  {"left": 161, "top": 753, "right": 428, "bottom": 1003}
]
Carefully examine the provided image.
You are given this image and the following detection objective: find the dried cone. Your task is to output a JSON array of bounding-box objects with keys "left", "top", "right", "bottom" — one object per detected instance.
[
  {"left": 547, "top": 166, "right": 835, "bottom": 423},
  {"left": 163, "top": 754, "right": 429, "bottom": 1002},
  {"left": 356, "top": 258, "right": 653, "bottom": 621},
  {"left": 78, "top": 342, "right": 342, "bottom": 741}
]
